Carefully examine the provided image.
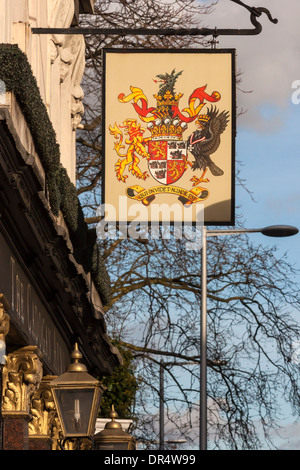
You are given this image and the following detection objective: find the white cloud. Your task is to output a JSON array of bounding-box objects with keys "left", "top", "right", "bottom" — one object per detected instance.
[
  {"left": 200, "top": 0, "right": 300, "bottom": 130},
  {"left": 276, "top": 421, "right": 300, "bottom": 450}
]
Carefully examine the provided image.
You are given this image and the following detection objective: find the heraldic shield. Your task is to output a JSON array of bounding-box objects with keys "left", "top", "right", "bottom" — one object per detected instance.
[{"left": 148, "top": 139, "right": 188, "bottom": 185}]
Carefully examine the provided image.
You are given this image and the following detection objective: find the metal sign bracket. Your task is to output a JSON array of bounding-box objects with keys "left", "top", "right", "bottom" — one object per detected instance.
[{"left": 32, "top": 1, "right": 278, "bottom": 38}]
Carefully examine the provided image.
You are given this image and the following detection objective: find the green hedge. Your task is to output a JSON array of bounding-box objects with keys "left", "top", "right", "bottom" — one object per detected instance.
[
  {"left": 0, "top": 44, "right": 111, "bottom": 307},
  {"left": 99, "top": 342, "right": 140, "bottom": 420}
]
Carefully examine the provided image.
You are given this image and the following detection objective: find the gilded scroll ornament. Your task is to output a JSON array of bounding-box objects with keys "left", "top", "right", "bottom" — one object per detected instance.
[
  {"left": 0, "top": 294, "right": 10, "bottom": 366},
  {"left": 2, "top": 346, "right": 43, "bottom": 414},
  {"left": 29, "top": 375, "right": 58, "bottom": 437},
  {"left": 0, "top": 294, "right": 10, "bottom": 341}
]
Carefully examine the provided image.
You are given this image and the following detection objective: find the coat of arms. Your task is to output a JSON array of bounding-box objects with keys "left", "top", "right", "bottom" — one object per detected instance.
[{"left": 108, "top": 68, "right": 230, "bottom": 208}]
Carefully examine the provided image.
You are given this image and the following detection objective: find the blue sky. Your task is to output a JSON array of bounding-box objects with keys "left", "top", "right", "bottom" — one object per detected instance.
[
  {"left": 97, "top": 0, "right": 300, "bottom": 450},
  {"left": 201, "top": 0, "right": 300, "bottom": 239},
  {"left": 236, "top": 104, "right": 300, "bottom": 259},
  {"left": 198, "top": 0, "right": 300, "bottom": 449},
  {"left": 199, "top": 0, "right": 300, "bottom": 276}
]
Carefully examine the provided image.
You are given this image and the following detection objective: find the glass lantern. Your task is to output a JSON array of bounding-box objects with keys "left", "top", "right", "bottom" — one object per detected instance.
[{"left": 50, "top": 344, "right": 104, "bottom": 440}]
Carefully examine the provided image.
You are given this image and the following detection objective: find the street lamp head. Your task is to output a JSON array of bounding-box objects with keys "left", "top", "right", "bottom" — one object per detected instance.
[
  {"left": 49, "top": 343, "right": 104, "bottom": 440},
  {"left": 94, "top": 405, "right": 137, "bottom": 450},
  {"left": 261, "top": 225, "right": 299, "bottom": 238}
]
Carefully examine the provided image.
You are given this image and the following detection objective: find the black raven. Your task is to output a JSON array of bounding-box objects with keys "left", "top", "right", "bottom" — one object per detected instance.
[{"left": 187, "top": 106, "right": 230, "bottom": 179}]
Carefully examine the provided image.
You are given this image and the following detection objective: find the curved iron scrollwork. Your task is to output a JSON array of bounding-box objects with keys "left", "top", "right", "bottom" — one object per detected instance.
[
  {"left": 32, "top": 1, "right": 278, "bottom": 38},
  {"left": 220, "top": 0, "right": 279, "bottom": 36}
]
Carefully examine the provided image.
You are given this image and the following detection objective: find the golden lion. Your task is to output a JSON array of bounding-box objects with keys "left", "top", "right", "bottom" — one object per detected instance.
[{"left": 109, "top": 119, "right": 150, "bottom": 182}]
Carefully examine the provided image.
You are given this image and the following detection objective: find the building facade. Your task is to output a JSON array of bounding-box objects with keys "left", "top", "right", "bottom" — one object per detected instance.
[{"left": 0, "top": 0, "right": 122, "bottom": 450}]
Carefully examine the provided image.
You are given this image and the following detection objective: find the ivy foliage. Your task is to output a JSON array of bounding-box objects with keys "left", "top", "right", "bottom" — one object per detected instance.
[
  {"left": 0, "top": 44, "right": 111, "bottom": 306},
  {"left": 99, "top": 343, "right": 140, "bottom": 420}
]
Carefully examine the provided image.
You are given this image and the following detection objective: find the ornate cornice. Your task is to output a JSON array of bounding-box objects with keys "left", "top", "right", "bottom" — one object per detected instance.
[
  {"left": 0, "top": 44, "right": 111, "bottom": 308},
  {"left": 0, "top": 45, "right": 120, "bottom": 375}
]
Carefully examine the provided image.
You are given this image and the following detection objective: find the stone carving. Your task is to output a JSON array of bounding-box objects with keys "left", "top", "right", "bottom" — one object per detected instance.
[
  {"left": 61, "top": 35, "right": 86, "bottom": 130},
  {"left": 48, "top": 0, "right": 75, "bottom": 50},
  {"left": 71, "top": 85, "right": 85, "bottom": 130},
  {"left": 2, "top": 346, "right": 43, "bottom": 415},
  {"left": 59, "top": 47, "right": 73, "bottom": 82},
  {"left": 49, "top": 0, "right": 86, "bottom": 130}
]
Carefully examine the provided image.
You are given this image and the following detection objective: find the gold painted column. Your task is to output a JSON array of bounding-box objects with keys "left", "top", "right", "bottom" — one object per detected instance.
[
  {"left": 28, "top": 375, "right": 60, "bottom": 450},
  {"left": 0, "top": 294, "right": 10, "bottom": 359},
  {"left": 2, "top": 346, "right": 43, "bottom": 450},
  {"left": 0, "top": 294, "right": 10, "bottom": 450}
]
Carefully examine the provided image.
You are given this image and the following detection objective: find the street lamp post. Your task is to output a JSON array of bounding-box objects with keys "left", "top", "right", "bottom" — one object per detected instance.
[
  {"left": 159, "top": 360, "right": 165, "bottom": 451},
  {"left": 200, "top": 225, "right": 298, "bottom": 451}
]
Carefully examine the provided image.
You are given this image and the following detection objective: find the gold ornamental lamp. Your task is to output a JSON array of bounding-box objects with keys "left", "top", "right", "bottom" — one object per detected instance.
[
  {"left": 50, "top": 344, "right": 104, "bottom": 444},
  {"left": 94, "top": 405, "right": 136, "bottom": 450}
]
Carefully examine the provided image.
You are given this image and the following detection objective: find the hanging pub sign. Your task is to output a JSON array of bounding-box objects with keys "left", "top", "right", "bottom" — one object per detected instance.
[{"left": 102, "top": 49, "right": 236, "bottom": 226}]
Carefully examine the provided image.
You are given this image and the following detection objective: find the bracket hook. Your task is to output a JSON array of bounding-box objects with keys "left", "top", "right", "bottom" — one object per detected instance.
[{"left": 231, "top": 0, "right": 278, "bottom": 28}]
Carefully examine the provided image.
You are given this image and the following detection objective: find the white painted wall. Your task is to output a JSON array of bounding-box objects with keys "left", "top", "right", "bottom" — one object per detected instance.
[{"left": 0, "top": 0, "right": 87, "bottom": 183}]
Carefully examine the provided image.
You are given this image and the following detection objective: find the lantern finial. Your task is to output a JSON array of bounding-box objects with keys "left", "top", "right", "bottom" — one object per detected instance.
[
  {"left": 106, "top": 405, "right": 122, "bottom": 429},
  {"left": 67, "top": 343, "right": 87, "bottom": 372}
]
